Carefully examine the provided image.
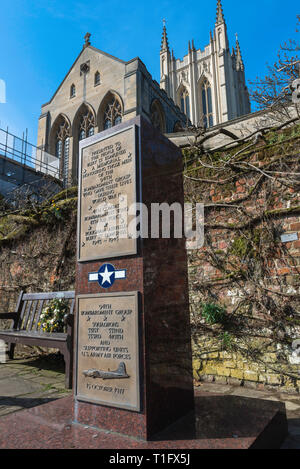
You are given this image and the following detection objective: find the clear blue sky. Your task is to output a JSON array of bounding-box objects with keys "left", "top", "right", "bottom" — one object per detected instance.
[{"left": 0, "top": 0, "right": 298, "bottom": 145}]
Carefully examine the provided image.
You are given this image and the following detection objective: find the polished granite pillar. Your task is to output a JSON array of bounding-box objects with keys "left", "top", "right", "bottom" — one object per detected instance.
[{"left": 74, "top": 116, "right": 194, "bottom": 440}]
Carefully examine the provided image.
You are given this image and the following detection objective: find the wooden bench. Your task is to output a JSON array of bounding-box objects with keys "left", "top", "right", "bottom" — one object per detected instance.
[{"left": 0, "top": 291, "right": 75, "bottom": 388}]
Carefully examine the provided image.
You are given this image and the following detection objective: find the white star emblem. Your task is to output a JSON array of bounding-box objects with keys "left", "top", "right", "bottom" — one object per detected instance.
[{"left": 99, "top": 265, "right": 114, "bottom": 285}]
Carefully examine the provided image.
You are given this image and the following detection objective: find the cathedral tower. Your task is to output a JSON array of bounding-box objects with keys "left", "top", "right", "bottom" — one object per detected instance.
[{"left": 160, "top": 0, "right": 251, "bottom": 128}]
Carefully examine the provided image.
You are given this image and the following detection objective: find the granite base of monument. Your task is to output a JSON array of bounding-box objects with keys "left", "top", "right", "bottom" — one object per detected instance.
[{"left": 0, "top": 391, "right": 288, "bottom": 449}]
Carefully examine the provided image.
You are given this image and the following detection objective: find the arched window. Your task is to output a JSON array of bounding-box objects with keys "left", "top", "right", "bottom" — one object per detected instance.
[
  {"left": 70, "top": 103, "right": 96, "bottom": 184},
  {"left": 103, "top": 96, "right": 122, "bottom": 129},
  {"left": 94, "top": 71, "right": 100, "bottom": 86},
  {"left": 173, "top": 121, "right": 183, "bottom": 133},
  {"left": 150, "top": 99, "right": 165, "bottom": 132},
  {"left": 78, "top": 108, "right": 95, "bottom": 141},
  {"left": 161, "top": 57, "right": 165, "bottom": 77},
  {"left": 54, "top": 116, "right": 71, "bottom": 186},
  {"left": 70, "top": 84, "right": 76, "bottom": 98},
  {"left": 179, "top": 87, "right": 190, "bottom": 118},
  {"left": 218, "top": 31, "right": 222, "bottom": 50},
  {"left": 201, "top": 80, "right": 213, "bottom": 128}
]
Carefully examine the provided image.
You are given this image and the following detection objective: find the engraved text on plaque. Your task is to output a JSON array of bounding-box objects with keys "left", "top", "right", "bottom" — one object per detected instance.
[
  {"left": 78, "top": 126, "right": 137, "bottom": 262},
  {"left": 76, "top": 292, "right": 140, "bottom": 411}
]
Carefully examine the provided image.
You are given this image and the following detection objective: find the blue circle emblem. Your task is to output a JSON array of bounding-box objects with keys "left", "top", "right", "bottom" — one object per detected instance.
[{"left": 97, "top": 263, "right": 116, "bottom": 289}]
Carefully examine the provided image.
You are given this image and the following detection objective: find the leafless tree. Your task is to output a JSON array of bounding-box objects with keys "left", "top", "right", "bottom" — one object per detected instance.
[{"left": 249, "top": 15, "right": 300, "bottom": 123}]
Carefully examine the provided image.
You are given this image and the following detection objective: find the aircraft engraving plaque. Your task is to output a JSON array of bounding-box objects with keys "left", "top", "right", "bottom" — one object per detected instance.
[{"left": 76, "top": 292, "right": 140, "bottom": 411}]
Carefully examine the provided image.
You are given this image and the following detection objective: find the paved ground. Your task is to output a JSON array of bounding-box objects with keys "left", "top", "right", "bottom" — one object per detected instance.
[
  {"left": 0, "top": 353, "right": 71, "bottom": 418},
  {"left": 195, "top": 382, "right": 300, "bottom": 449},
  {"left": 0, "top": 352, "right": 299, "bottom": 448}
]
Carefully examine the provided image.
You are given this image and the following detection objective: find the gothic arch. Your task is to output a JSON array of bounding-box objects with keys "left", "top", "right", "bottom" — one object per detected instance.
[
  {"left": 173, "top": 121, "right": 184, "bottom": 133},
  {"left": 94, "top": 71, "right": 100, "bottom": 86},
  {"left": 150, "top": 99, "right": 166, "bottom": 133},
  {"left": 176, "top": 84, "right": 190, "bottom": 119},
  {"left": 198, "top": 76, "right": 214, "bottom": 128},
  {"left": 70, "top": 84, "right": 76, "bottom": 98},
  {"left": 197, "top": 69, "right": 212, "bottom": 84},
  {"left": 72, "top": 102, "right": 96, "bottom": 182},
  {"left": 72, "top": 102, "right": 96, "bottom": 138},
  {"left": 176, "top": 81, "right": 190, "bottom": 95},
  {"left": 49, "top": 113, "right": 72, "bottom": 185},
  {"left": 98, "top": 91, "right": 124, "bottom": 131},
  {"left": 49, "top": 113, "right": 72, "bottom": 154}
]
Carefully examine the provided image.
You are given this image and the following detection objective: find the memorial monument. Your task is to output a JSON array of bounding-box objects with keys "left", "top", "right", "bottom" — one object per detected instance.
[
  {"left": 74, "top": 116, "right": 195, "bottom": 440},
  {"left": 0, "top": 116, "right": 288, "bottom": 449}
]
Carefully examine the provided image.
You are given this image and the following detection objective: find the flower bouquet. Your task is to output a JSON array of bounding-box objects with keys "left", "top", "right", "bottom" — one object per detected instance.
[{"left": 39, "top": 298, "right": 69, "bottom": 333}]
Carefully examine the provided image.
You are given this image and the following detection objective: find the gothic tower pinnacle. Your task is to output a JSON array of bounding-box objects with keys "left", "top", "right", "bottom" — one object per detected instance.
[
  {"left": 235, "top": 33, "right": 244, "bottom": 71},
  {"left": 158, "top": 3, "right": 251, "bottom": 126},
  {"left": 160, "top": 19, "right": 170, "bottom": 52},
  {"left": 216, "top": 0, "right": 225, "bottom": 26},
  {"left": 160, "top": 19, "right": 171, "bottom": 94},
  {"left": 214, "top": 0, "right": 228, "bottom": 51}
]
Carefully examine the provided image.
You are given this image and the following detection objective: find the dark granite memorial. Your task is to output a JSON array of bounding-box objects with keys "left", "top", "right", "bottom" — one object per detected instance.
[
  {"left": 74, "top": 116, "right": 195, "bottom": 440},
  {"left": 0, "top": 392, "right": 288, "bottom": 449}
]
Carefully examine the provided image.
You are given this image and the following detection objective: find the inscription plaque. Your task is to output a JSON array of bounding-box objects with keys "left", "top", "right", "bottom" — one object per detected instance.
[
  {"left": 78, "top": 126, "right": 138, "bottom": 262},
  {"left": 76, "top": 292, "right": 140, "bottom": 411}
]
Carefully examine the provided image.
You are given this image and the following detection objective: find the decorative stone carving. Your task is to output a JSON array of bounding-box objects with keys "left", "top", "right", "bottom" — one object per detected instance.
[{"left": 180, "top": 70, "right": 189, "bottom": 84}]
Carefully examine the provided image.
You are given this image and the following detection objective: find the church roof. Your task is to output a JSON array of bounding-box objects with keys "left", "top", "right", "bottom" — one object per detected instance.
[{"left": 42, "top": 36, "right": 127, "bottom": 108}]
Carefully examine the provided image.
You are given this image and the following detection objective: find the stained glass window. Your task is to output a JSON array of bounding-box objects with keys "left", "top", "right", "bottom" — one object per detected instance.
[
  {"left": 55, "top": 118, "right": 71, "bottom": 185},
  {"left": 150, "top": 100, "right": 165, "bottom": 132},
  {"left": 103, "top": 97, "right": 122, "bottom": 129},
  {"left": 180, "top": 88, "right": 190, "bottom": 118},
  {"left": 78, "top": 109, "right": 95, "bottom": 141},
  {"left": 201, "top": 80, "right": 213, "bottom": 129}
]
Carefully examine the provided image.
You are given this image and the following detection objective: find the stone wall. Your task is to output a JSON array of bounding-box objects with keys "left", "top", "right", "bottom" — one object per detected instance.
[
  {"left": 0, "top": 190, "right": 77, "bottom": 316},
  {"left": 185, "top": 124, "right": 300, "bottom": 393}
]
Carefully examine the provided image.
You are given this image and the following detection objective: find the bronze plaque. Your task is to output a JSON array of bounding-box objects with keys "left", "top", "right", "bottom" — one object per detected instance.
[
  {"left": 78, "top": 126, "right": 137, "bottom": 262},
  {"left": 76, "top": 292, "right": 140, "bottom": 411}
]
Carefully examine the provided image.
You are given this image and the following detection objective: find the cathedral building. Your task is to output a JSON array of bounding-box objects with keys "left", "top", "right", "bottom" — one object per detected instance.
[
  {"left": 160, "top": 0, "right": 251, "bottom": 127},
  {"left": 37, "top": 34, "right": 188, "bottom": 185},
  {"left": 37, "top": 0, "right": 251, "bottom": 185}
]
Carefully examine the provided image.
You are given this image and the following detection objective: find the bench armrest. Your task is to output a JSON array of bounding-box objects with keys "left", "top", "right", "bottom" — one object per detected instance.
[
  {"left": 0, "top": 312, "right": 18, "bottom": 320},
  {"left": 0, "top": 312, "right": 19, "bottom": 329}
]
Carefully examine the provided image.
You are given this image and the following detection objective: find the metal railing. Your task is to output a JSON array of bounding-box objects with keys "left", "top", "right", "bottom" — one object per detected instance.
[{"left": 0, "top": 127, "right": 61, "bottom": 180}]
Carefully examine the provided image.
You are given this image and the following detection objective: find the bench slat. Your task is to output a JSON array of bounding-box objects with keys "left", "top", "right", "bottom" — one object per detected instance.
[
  {"left": 22, "top": 300, "right": 32, "bottom": 330},
  {"left": 35, "top": 300, "right": 45, "bottom": 331},
  {"left": 40, "top": 299, "right": 50, "bottom": 332},
  {"left": 0, "top": 330, "right": 67, "bottom": 340},
  {"left": 28, "top": 300, "right": 38, "bottom": 331}
]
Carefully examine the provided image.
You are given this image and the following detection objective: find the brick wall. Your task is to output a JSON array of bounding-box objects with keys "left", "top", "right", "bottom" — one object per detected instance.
[{"left": 185, "top": 127, "right": 300, "bottom": 393}]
